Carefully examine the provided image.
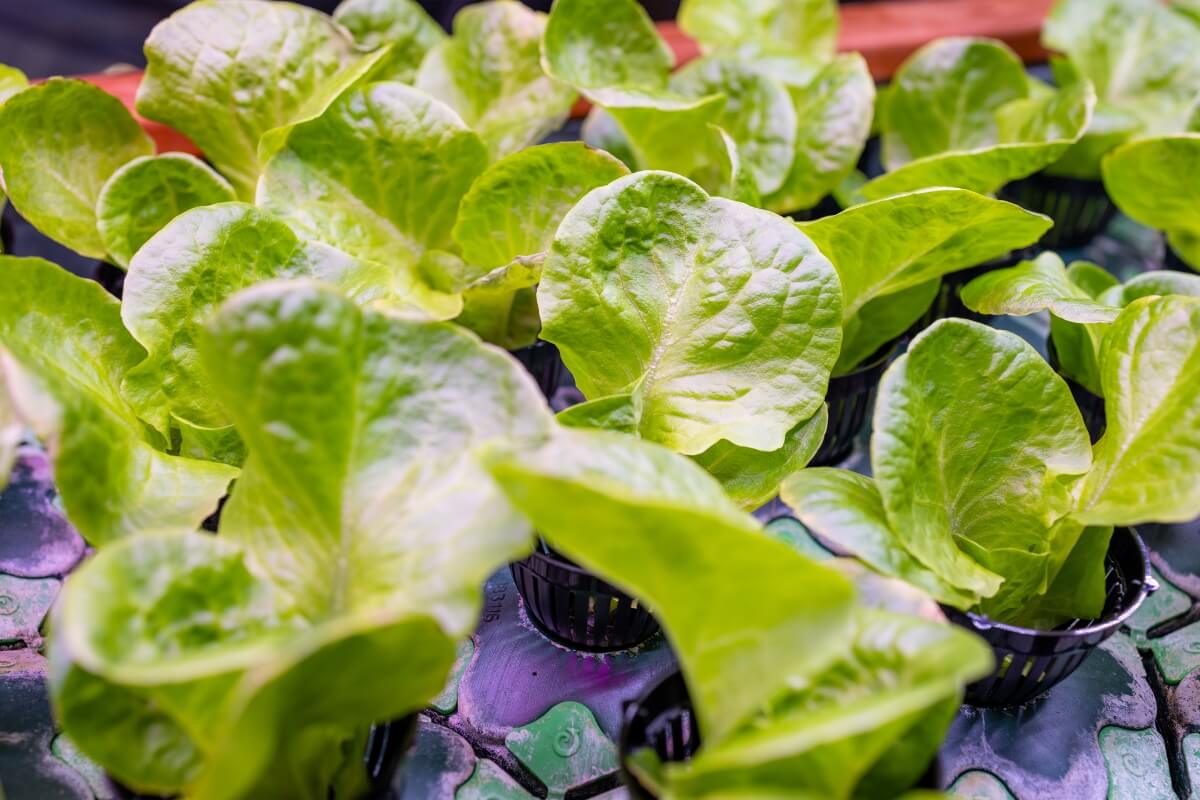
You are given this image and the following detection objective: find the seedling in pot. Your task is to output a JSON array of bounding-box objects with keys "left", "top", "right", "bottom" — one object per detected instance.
[
  {"left": 48, "top": 280, "right": 553, "bottom": 798},
  {"left": 1102, "top": 134, "right": 1200, "bottom": 273},
  {"left": 543, "top": 0, "right": 875, "bottom": 216},
  {"left": 542, "top": 170, "right": 843, "bottom": 509},
  {"left": 795, "top": 187, "right": 1050, "bottom": 464},
  {"left": 783, "top": 306, "right": 1200, "bottom": 702},
  {"left": 867, "top": 37, "right": 1094, "bottom": 202},
  {"left": 485, "top": 427, "right": 991, "bottom": 798},
  {"left": 962, "top": 251, "right": 1200, "bottom": 440}
]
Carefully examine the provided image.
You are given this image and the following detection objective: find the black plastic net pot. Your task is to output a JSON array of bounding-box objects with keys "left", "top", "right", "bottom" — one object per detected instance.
[
  {"left": 511, "top": 541, "right": 660, "bottom": 651},
  {"left": 619, "top": 672, "right": 701, "bottom": 800},
  {"left": 618, "top": 672, "right": 942, "bottom": 799},
  {"left": 509, "top": 340, "right": 564, "bottom": 400},
  {"left": 943, "top": 526, "right": 1156, "bottom": 709},
  {"left": 809, "top": 341, "right": 896, "bottom": 467},
  {"left": 112, "top": 716, "right": 414, "bottom": 799},
  {"left": 1046, "top": 339, "right": 1106, "bottom": 443},
  {"left": 1000, "top": 173, "right": 1117, "bottom": 249}
]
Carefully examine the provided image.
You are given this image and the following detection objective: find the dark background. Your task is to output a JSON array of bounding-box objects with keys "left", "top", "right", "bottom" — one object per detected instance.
[{"left": 0, "top": 0, "right": 682, "bottom": 78}]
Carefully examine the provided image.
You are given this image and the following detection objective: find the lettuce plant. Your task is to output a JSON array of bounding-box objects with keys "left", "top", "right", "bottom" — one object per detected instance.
[
  {"left": 797, "top": 187, "right": 1052, "bottom": 373},
  {"left": 0, "top": 78, "right": 235, "bottom": 267},
  {"left": 0, "top": 256, "right": 236, "bottom": 545},
  {"left": 542, "top": 170, "right": 844, "bottom": 507},
  {"left": 485, "top": 427, "right": 991, "bottom": 799},
  {"left": 962, "top": 252, "right": 1200, "bottom": 394},
  {"left": 542, "top": 0, "right": 874, "bottom": 213},
  {"left": 867, "top": 37, "right": 1094, "bottom": 200},
  {"left": 1102, "top": 134, "right": 1200, "bottom": 271},
  {"left": 1041, "top": 0, "right": 1200, "bottom": 178},
  {"left": 784, "top": 306, "right": 1200, "bottom": 629},
  {"left": 49, "top": 279, "right": 552, "bottom": 798}
]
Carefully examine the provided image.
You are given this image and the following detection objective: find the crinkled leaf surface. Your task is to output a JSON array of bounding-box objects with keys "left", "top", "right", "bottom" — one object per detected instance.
[
  {"left": 1102, "top": 134, "right": 1200, "bottom": 270},
  {"left": 763, "top": 54, "right": 875, "bottom": 214},
  {"left": 882, "top": 37, "right": 1029, "bottom": 169},
  {"left": 96, "top": 153, "right": 237, "bottom": 268},
  {"left": 451, "top": 142, "right": 628, "bottom": 347},
  {"left": 202, "top": 280, "right": 551, "bottom": 621},
  {"left": 484, "top": 427, "right": 856, "bottom": 745},
  {"left": 258, "top": 81, "right": 489, "bottom": 317},
  {"left": 333, "top": 0, "right": 445, "bottom": 84},
  {"left": 541, "top": 0, "right": 674, "bottom": 91},
  {"left": 539, "top": 171, "right": 843, "bottom": 455},
  {"left": 800, "top": 187, "right": 1051, "bottom": 370},
  {"left": 961, "top": 252, "right": 1123, "bottom": 323},
  {"left": 120, "top": 203, "right": 396, "bottom": 457},
  {"left": 1076, "top": 296, "right": 1200, "bottom": 525},
  {"left": 0, "top": 257, "right": 235, "bottom": 546},
  {"left": 873, "top": 320, "right": 1094, "bottom": 619},
  {"left": 781, "top": 469, "right": 978, "bottom": 607},
  {"left": 865, "top": 80, "right": 1094, "bottom": 199},
  {"left": 670, "top": 56, "right": 796, "bottom": 196},
  {"left": 677, "top": 0, "right": 838, "bottom": 64},
  {"left": 137, "top": 0, "right": 361, "bottom": 199},
  {"left": 1045, "top": 0, "right": 1200, "bottom": 136},
  {"left": 416, "top": 1, "right": 575, "bottom": 160},
  {"left": 0, "top": 79, "right": 153, "bottom": 259}
]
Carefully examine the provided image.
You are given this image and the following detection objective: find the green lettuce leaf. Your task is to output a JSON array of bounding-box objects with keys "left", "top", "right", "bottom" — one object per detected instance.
[
  {"left": 258, "top": 81, "right": 489, "bottom": 317},
  {"left": 484, "top": 427, "right": 857, "bottom": 745},
  {"left": 763, "top": 54, "right": 875, "bottom": 215},
  {"left": 677, "top": 0, "right": 838, "bottom": 66},
  {"left": 670, "top": 56, "right": 796, "bottom": 196},
  {"left": 1076, "top": 296, "right": 1200, "bottom": 525},
  {"left": 539, "top": 170, "right": 843, "bottom": 455},
  {"left": 1043, "top": 58, "right": 1142, "bottom": 179},
  {"left": 119, "top": 203, "right": 401, "bottom": 460},
  {"left": 581, "top": 106, "right": 638, "bottom": 168},
  {"left": 882, "top": 37, "right": 1029, "bottom": 169},
  {"left": 138, "top": 0, "right": 363, "bottom": 199},
  {"left": 660, "top": 611, "right": 990, "bottom": 799},
  {"left": 1099, "top": 269, "right": 1200, "bottom": 305},
  {"left": 781, "top": 469, "right": 979, "bottom": 607},
  {"left": 416, "top": 1, "right": 576, "bottom": 160},
  {"left": 873, "top": 320, "right": 1094, "bottom": 619},
  {"left": 0, "top": 63, "right": 26, "bottom": 105},
  {"left": 0, "top": 79, "right": 153, "bottom": 259},
  {"left": 799, "top": 188, "right": 1052, "bottom": 371},
  {"left": 0, "top": 257, "right": 235, "bottom": 546},
  {"left": 866, "top": 39, "right": 1094, "bottom": 199},
  {"left": 960, "top": 252, "right": 1123, "bottom": 323},
  {"left": 96, "top": 153, "right": 237, "bottom": 268},
  {"left": 1045, "top": 0, "right": 1200, "bottom": 137},
  {"left": 333, "top": 0, "right": 445, "bottom": 84},
  {"left": 541, "top": 0, "right": 674, "bottom": 91},
  {"left": 1102, "top": 134, "right": 1200, "bottom": 270},
  {"left": 50, "top": 279, "right": 553, "bottom": 798},
  {"left": 451, "top": 142, "right": 628, "bottom": 348}
]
